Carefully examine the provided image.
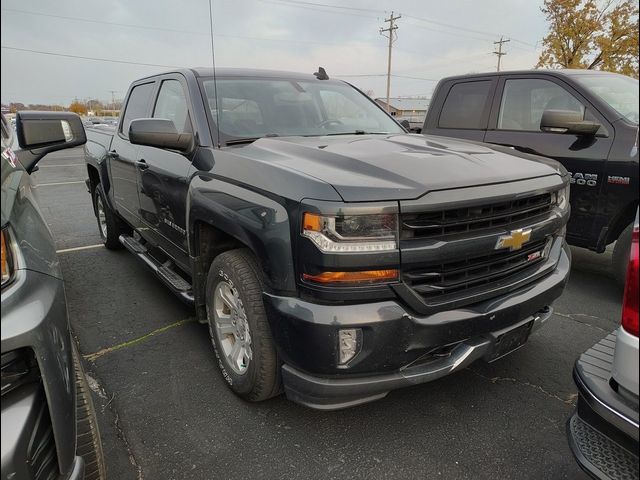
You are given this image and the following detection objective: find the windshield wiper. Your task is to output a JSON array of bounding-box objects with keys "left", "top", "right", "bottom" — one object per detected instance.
[
  {"left": 225, "top": 133, "right": 279, "bottom": 146},
  {"left": 324, "top": 131, "right": 389, "bottom": 136}
]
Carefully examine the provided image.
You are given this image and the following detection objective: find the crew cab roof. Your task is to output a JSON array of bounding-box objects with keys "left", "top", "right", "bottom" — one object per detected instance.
[
  {"left": 437, "top": 69, "right": 621, "bottom": 82},
  {"left": 133, "top": 67, "right": 344, "bottom": 83}
]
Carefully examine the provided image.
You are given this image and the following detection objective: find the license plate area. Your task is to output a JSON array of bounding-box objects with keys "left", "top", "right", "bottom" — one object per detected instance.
[{"left": 486, "top": 320, "right": 534, "bottom": 362}]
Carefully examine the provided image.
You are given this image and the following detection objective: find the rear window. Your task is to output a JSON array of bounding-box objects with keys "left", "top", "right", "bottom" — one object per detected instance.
[
  {"left": 121, "top": 82, "right": 155, "bottom": 137},
  {"left": 438, "top": 81, "right": 492, "bottom": 129}
]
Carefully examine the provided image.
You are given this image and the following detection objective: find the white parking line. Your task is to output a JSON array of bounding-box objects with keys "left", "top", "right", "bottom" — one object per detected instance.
[
  {"left": 56, "top": 244, "right": 103, "bottom": 254},
  {"left": 38, "top": 164, "right": 85, "bottom": 168},
  {"left": 35, "top": 181, "right": 85, "bottom": 187}
]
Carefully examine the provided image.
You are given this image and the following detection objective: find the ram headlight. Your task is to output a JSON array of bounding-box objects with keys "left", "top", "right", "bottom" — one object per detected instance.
[{"left": 302, "top": 212, "right": 398, "bottom": 253}]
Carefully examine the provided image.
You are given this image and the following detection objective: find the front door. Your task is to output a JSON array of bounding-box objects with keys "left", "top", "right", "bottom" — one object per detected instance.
[
  {"left": 136, "top": 77, "right": 193, "bottom": 269},
  {"left": 484, "top": 76, "right": 614, "bottom": 247}
]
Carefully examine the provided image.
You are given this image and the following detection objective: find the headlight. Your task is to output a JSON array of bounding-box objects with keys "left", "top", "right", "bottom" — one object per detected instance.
[
  {"left": 302, "top": 212, "right": 398, "bottom": 253},
  {"left": 554, "top": 185, "right": 570, "bottom": 210},
  {"left": 1, "top": 228, "right": 15, "bottom": 288}
]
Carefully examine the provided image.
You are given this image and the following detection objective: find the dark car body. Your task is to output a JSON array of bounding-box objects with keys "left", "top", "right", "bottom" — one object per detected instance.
[
  {"left": 84, "top": 68, "right": 572, "bottom": 409},
  {"left": 422, "top": 70, "right": 639, "bottom": 256},
  {"left": 1, "top": 113, "right": 86, "bottom": 479}
]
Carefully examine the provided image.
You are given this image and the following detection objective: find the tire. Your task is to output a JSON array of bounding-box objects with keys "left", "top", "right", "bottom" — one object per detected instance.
[
  {"left": 205, "top": 248, "right": 281, "bottom": 401},
  {"left": 613, "top": 222, "right": 633, "bottom": 286},
  {"left": 93, "top": 184, "right": 126, "bottom": 250},
  {"left": 72, "top": 344, "right": 106, "bottom": 480}
]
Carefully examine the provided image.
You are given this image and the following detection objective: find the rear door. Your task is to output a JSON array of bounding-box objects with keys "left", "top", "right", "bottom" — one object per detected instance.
[
  {"left": 135, "top": 75, "right": 193, "bottom": 268},
  {"left": 483, "top": 75, "right": 614, "bottom": 246},
  {"left": 109, "top": 81, "right": 156, "bottom": 227},
  {"left": 423, "top": 77, "right": 497, "bottom": 142}
]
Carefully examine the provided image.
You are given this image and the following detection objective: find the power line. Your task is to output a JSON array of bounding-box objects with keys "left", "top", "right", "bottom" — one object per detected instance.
[
  {"left": 1, "top": 46, "right": 184, "bottom": 68},
  {"left": 380, "top": 12, "right": 401, "bottom": 113},
  {"left": 1, "top": 8, "right": 208, "bottom": 35}
]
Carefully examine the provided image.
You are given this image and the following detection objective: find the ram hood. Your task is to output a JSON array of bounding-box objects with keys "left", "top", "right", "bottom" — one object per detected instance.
[{"left": 240, "top": 134, "right": 566, "bottom": 202}]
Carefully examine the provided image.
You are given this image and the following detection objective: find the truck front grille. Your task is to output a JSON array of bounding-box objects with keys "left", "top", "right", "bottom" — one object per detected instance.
[
  {"left": 403, "top": 238, "right": 549, "bottom": 305},
  {"left": 401, "top": 192, "right": 553, "bottom": 240}
]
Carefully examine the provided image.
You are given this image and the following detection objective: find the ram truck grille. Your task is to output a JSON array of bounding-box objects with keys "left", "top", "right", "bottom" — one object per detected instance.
[{"left": 401, "top": 192, "right": 553, "bottom": 240}]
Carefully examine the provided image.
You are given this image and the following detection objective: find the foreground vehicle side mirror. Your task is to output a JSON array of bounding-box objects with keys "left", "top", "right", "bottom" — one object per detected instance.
[
  {"left": 399, "top": 119, "right": 411, "bottom": 131},
  {"left": 129, "top": 118, "right": 193, "bottom": 152},
  {"left": 540, "top": 110, "right": 600, "bottom": 136},
  {"left": 15, "top": 111, "right": 87, "bottom": 173}
]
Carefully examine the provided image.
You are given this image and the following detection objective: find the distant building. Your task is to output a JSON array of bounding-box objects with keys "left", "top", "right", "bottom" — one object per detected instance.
[{"left": 374, "top": 97, "right": 430, "bottom": 131}]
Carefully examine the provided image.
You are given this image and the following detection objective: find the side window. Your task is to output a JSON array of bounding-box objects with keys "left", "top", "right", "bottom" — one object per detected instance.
[
  {"left": 120, "top": 82, "right": 155, "bottom": 137},
  {"left": 498, "top": 79, "right": 585, "bottom": 131},
  {"left": 438, "top": 81, "right": 492, "bottom": 129},
  {"left": 153, "top": 80, "right": 191, "bottom": 134}
]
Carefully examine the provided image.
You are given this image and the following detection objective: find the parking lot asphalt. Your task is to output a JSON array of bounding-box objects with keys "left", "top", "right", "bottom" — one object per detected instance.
[{"left": 33, "top": 148, "right": 623, "bottom": 480}]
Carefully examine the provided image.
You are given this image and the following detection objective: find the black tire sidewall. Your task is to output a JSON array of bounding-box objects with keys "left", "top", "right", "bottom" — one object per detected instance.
[
  {"left": 613, "top": 222, "right": 633, "bottom": 285},
  {"left": 93, "top": 184, "right": 122, "bottom": 249},
  {"left": 205, "top": 254, "right": 262, "bottom": 396}
]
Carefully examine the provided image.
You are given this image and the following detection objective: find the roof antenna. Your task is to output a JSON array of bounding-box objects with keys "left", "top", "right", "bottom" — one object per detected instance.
[
  {"left": 314, "top": 67, "right": 329, "bottom": 80},
  {"left": 208, "top": 0, "right": 221, "bottom": 148}
]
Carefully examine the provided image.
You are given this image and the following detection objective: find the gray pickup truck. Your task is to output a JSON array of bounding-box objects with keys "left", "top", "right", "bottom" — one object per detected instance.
[{"left": 84, "top": 67, "right": 571, "bottom": 409}]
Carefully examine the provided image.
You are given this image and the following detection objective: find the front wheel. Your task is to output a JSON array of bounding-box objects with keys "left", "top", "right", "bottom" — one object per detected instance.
[
  {"left": 205, "top": 249, "right": 281, "bottom": 401},
  {"left": 72, "top": 344, "right": 106, "bottom": 480}
]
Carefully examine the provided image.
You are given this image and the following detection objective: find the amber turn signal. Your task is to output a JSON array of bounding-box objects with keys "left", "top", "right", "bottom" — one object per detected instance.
[
  {"left": 302, "top": 212, "right": 322, "bottom": 232},
  {"left": 302, "top": 269, "right": 398, "bottom": 284}
]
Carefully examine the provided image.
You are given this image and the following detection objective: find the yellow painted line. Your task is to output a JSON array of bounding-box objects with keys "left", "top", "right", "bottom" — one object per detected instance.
[
  {"left": 56, "top": 244, "right": 104, "bottom": 254},
  {"left": 83, "top": 318, "right": 196, "bottom": 362}
]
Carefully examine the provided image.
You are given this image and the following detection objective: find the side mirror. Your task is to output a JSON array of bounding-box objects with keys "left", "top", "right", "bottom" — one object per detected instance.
[
  {"left": 399, "top": 119, "right": 411, "bottom": 131},
  {"left": 540, "top": 110, "right": 600, "bottom": 136},
  {"left": 15, "top": 111, "right": 87, "bottom": 173},
  {"left": 129, "top": 118, "right": 192, "bottom": 152}
]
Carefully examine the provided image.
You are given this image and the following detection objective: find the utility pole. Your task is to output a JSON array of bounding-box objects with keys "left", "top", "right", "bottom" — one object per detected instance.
[
  {"left": 108, "top": 90, "right": 117, "bottom": 114},
  {"left": 380, "top": 11, "right": 401, "bottom": 113},
  {"left": 493, "top": 36, "right": 510, "bottom": 72}
]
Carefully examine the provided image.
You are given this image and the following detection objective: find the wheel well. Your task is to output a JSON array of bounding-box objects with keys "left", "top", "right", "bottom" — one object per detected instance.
[
  {"left": 192, "top": 221, "right": 246, "bottom": 317},
  {"left": 86, "top": 165, "right": 100, "bottom": 214},
  {"left": 605, "top": 201, "right": 638, "bottom": 245}
]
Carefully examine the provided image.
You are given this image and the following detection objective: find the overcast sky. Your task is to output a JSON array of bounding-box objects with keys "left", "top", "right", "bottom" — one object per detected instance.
[{"left": 1, "top": 0, "right": 547, "bottom": 105}]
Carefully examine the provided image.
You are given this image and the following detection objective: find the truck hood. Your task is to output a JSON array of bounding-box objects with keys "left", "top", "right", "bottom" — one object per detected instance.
[{"left": 241, "top": 134, "right": 565, "bottom": 202}]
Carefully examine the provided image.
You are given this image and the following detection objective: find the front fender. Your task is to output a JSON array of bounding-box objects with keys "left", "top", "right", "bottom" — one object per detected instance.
[{"left": 187, "top": 175, "right": 296, "bottom": 293}]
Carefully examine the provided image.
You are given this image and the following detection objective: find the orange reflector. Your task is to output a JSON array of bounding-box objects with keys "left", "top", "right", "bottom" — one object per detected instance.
[
  {"left": 302, "top": 212, "right": 322, "bottom": 232},
  {"left": 303, "top": 269, "right": 398, "bottom": 284},
  {"left": 1, "top": 230, "right": 10, "bottom": 284}
]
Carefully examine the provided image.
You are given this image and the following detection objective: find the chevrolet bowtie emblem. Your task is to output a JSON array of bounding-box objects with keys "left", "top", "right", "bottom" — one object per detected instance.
[{"left": 495, "top": 228, "right": 532, "bottom": 251}]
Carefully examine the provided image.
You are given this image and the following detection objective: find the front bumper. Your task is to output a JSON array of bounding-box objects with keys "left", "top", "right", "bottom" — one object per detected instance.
[
  {"left": 567, "top": 332, "right": 639, "bottom": 480},
  {"left": 265, "top": 240, "right": 570, "bottom": 409},
  {"left": 1, "top": 269, "right": 77, "bottom": 478}
]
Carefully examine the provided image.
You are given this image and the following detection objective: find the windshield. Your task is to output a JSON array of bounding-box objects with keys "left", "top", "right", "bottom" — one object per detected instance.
[
  {"left": 201, "top": 77, "right": 404, "bottom": 143},
  {"left": 573, "top": 73, "right": 639, "bottom": 124}
]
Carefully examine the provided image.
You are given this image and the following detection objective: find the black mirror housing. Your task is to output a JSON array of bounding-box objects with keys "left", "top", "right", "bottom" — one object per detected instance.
[
  {"left": 129, "top": 118, "right": 193, "bottom": 152},
  {"left": 540, "top": 109, "right": 600, "bottom": 136},
  {"left": 15, "top": 111, "right": 87, "bottom": 173},
  {"left": 399, "top": 119, "right": 411, "bottom": 131}
]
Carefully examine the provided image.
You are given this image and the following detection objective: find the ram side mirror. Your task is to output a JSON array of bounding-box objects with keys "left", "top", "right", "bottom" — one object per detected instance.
[
  {"left": 540, "top": 110, "right": 600, "bottom": 136},
  {"left": 129, "top": 118, "right": 193, "bottom": 152},
  {"left": 15, "top": 111, "right": 87, "bottom": 173},
  {"left": 400, "top": 119, "right": 411, "bottom": 131}
]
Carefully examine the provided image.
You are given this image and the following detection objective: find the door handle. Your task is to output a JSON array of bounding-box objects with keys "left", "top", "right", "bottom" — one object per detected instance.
[
  {"left": 109, "top": 150, "right": 119, "bottom": 159},
  {"left": 135, "top": 159, "right": 149, "bottom": 170}
]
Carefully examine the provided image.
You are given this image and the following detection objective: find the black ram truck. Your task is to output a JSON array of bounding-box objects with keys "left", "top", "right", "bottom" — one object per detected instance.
[
  {"left": 84, "top": 68, "right": 571, "bottom": 409},
  {"left": 421, "top": 70, "right": 639, "bottom": 283}
]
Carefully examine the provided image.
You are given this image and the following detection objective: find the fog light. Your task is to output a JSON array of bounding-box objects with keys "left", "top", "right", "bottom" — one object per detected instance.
[{"left": 338, "top": 328, "right": 361, "bottom": 365}]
